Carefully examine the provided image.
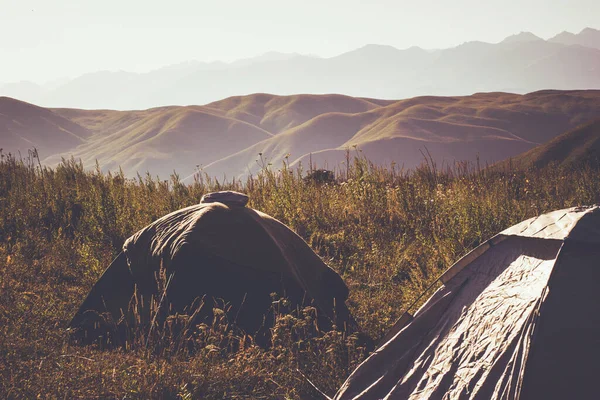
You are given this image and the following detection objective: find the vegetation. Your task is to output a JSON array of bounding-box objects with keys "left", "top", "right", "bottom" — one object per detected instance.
[
  {"left": 498, "top": 119, "right": 600, "bottom": 170},
  {"left": 1, "top": 150, "right": 600, "bottom": 399}
]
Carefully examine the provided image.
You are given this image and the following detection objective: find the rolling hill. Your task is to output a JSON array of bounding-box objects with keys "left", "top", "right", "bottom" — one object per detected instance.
[
  {"left": 2, "top": 90, "right": 598, "bottom": 180},
  {"left": 498, "top": 119, "right": 600, "bottom": 169},
  {"left": 0, "top": 97, "right": 90, "bottom": 158},
  {"left": 41, "top": 93, "right": 392, "bottom": 177},
  {"left": 201, "top": 90, "right": 600, "bottom": 179},
  {"left": 46, "top": 106, "right": 275, "bottom": 177}
]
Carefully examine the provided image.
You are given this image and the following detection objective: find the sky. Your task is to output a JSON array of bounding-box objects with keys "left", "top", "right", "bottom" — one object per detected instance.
[{"left": 1, "top": 0, "right": 599, "bottom": 83}]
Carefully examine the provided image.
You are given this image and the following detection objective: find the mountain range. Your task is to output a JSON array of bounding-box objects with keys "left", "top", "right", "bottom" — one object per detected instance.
[
  {"left": 1, "top": 28, "right": 599, "bottom": 110},
  {"left": 2, "top": 89, "right": 600, "bottom": 180}
]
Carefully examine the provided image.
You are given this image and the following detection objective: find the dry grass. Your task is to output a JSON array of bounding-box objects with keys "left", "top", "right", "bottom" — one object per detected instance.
[{"left": 1, "top": 150, "right": 600, "bottom": 399}]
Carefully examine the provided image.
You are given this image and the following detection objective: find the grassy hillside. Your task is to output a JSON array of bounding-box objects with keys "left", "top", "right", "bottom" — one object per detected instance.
[
  {"left": 499, "top": 119, "right": 600, "bottom": 169},
  {"left": 48, "top": 107, "right": 274, "bottom": 177},
  {"left": 0, "top": 97, "right": 90, "bottom": 158},
  {"left": 46, "top": 94, "right": 395, "bottom": 178},
  {"left": 204, "top": 90, "right": 600, "bottom": 178},
  {"left": 2, "top": 151, "right": 600, "bottom": 398},
  {"left": 4, "top": 91, "right": 600, "bottom": 180},
  {"left": 204, "top": 93, "right": 389, "bottom": 134}
]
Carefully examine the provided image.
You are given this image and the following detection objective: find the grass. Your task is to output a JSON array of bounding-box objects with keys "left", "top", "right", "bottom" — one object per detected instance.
[{"left": 1, "top": 149, "right": 600, "bottom": 399}]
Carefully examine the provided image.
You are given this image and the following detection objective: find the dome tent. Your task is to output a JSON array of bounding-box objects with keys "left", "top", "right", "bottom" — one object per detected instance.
[
  {"left": 335, "top": 206, "right": 600, "bottom": 400},
  {"left": 69, "top": 191, "right": 356, "bottom": 344}
]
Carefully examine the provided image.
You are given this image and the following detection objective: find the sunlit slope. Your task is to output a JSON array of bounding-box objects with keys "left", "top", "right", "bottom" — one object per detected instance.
[
  {"left": 7, "top": 90, "right": 600, "bottom": 179},
  {"left": 202, "top": 111, "right": 379, "bottom": 179},
  {"left": 499, "top": 119, "right": 600, "bottom": 169},
  {"left": 204, "top": 93, "right": 390, "bottom": 134},
  {"left": 0, "top": 97, "right": 90, "bottom": 158},
  {"left": 47, "top": 94, "right": 391, "bottom": 178},
  {"left": 46, "top": 106, "right": 273, "bottom": 177},
  {"left": 203, "top": 90, "right": 600, "bottom": 178}
]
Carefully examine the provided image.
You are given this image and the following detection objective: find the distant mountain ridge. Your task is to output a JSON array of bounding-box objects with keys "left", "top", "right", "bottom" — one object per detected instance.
[
  {"left": 549, "top": 27, "right": 600, "bottom": 48},
  {"left": 1, "top": 28, "right": 599, "bottom": 110},
  {"left": 2, "top": 90, "right": 600, "bottom": 181},
  {"left": 501, "top": 32, "right": 543, "bottom": 43}
]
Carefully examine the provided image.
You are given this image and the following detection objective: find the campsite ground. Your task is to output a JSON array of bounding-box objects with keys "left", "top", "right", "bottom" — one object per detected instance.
[{"left": 2, "top": 152, "right": 600, "bottom": 399}]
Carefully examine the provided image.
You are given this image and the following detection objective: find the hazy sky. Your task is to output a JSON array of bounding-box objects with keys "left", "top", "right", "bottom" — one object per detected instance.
[{"left": 1, "top": 0, "right": 598, "bottom": 83}]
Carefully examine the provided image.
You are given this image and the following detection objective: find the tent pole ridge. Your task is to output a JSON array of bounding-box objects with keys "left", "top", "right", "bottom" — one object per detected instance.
[
  {"left": 439, "top": 233, "right": 508, "bottom": 284},
  {"left": 378, "top": 235, "right": 505, "bottom": 348},
  {"left": 376, "top": 312, "right": 414, "bottom": 347},
  {"left": 363, "top": 233, "right": 548, "bottom": 390}
]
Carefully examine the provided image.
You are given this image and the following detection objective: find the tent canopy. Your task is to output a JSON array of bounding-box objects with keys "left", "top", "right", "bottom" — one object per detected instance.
[
  {"left": 335, "top": 206, "right": 600, "bottom": 400},
  {"left": 70, "top": 191, "right": 354, "bottom": 341}
]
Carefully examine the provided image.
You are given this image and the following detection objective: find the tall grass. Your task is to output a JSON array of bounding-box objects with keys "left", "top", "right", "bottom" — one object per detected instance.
[{"left": 1, "top": 149, "right": 599, "bottom": 398}]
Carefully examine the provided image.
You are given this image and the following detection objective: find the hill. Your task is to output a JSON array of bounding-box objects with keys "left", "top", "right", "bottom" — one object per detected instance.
[
  {"left": 499, "top": 119, "right": 600, "bottom": 169},
  {"left": 44, "top": 93, "right": 392, "bottom": 178},
  {"left": 4, "top": 90, "right": 600, "bottom": 179},
  {"left": 203, "top": 93, "right": 390, "bottom": 134},
  {"left": 0, "top": 97, "right": 90, "bottom": 158},
  {"left": 202, "top": 90, "right": 600, "bottom": 179},
  {"left": 46, "top": 105, "right": 274, "bottom": 177}
]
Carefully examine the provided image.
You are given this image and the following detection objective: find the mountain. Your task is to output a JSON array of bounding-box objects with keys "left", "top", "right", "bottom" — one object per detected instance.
[
  {"left": 230, "top": 51, "right": 305, "bottom": 67},
  {"left": 121, "top": 38, "right": 600, "bottom": 110},
  {"left": 2, "top": 28, "right": 599, "bottom": 110},
  {"left": 0, "top": 81, "right": 46, "bottom": 102},
  {"left": 0, "top": 89, "right": 592, "bottom": 180},
  {"left": 499, "top": 119, "right": 600, "bottom": 169},
  {"left": 0, "top": 53, "right": 312, "bottom": 110},
  {"left": 0, "top": 97, "right": 90, "bottom": 158},
  {"left": 501, "top": 32, "right": 543, "bottom": 44},
  {"left": 0, "top": 78, "right": 70, "bottom": 107},
  {"left": 549, "top": 27, "right": 600, "bottom": 50}
]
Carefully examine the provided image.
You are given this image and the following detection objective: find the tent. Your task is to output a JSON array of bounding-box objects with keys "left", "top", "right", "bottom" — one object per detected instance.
[
  {"left": 69, "top": 191, "right": 355, "bottom": 343},
  {"left": 335, "top": 206, "right": 600, "bottom": 400}
]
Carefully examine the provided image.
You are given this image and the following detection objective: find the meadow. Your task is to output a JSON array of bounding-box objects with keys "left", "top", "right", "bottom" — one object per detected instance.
[{"left": 1, "top": 150, "right": 599, "bottom": 399}]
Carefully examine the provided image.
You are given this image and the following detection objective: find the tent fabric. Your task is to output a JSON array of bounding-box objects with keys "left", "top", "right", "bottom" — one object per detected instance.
[
  {"left": 499, "top": 206, "right": 598, "bottom": 241},
  {"left": 335, "top": 206, "right": 600, "bottom": 400},
  {"left": 199, "top": 190, "right": 249, "bottom": 207},
  {"left": 70, "top": 196, "right": 353, "bottom": 339},
  {"left": 519, "top": 240, "right": 600, "bottom": 399},
  {"left": 122, "top": 202, "right": 349, "bottom": 318}
]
